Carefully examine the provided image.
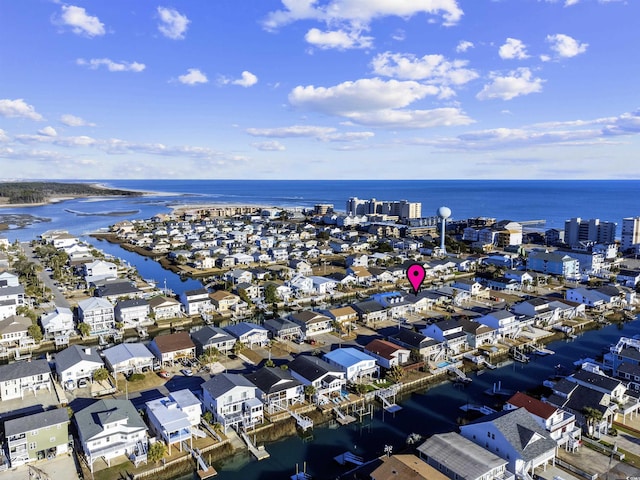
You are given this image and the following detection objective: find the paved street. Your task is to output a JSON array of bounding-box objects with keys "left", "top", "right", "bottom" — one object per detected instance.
[{"left": 21, "top": 242, "right": 70, "bottom": 308}]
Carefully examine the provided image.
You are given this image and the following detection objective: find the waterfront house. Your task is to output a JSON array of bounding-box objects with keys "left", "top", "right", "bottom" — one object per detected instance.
[
  {"left": 145, "top": 389, "right": 202, "bottom": 455},
  {"left": 210, "top": 290, "right": 242, "bottom": 314},
  {"left": 55, "top": 345, "right": 104, "bottom": 390},
  {"left": 95, "top": 279, "right": 143, "bottom": 302},
  {"left": 148, "top": 295, "right": 182, "bottom": 320},
  {"left": 617, "top": 269, "right": 640, "bottom": 288},
  {"left": 370, "top": 291, "right": 412, "bottom": 318},
  {"left": 289, "top": 260, "right": 313, "bottom": 276},
  {"left": 288, "top": 355, "right": 346, "bottom": 404},
  {"left": 224, "top": 321, "right": 269, "bottom": 348},
  {"left": 148, "top": 332, "right": 196, "bottom": 366},
  {"left": 83, "top": 259, "right": 118, "bottom": 286},
  {"left": 75, "top": 399, "right": 148, "bottom": 473},
  {"left": 179, "top": 288, "right": 212, "bottom": 316},
  {"left": 371, "top": 454, "right": 449, "bottom": 480},
  {"left": 451, "top": 278, "right": 488, "bottom": 298},
  {"left": 511, "top": 297, "right": 582, "bottom": 327},
  {"left": 77, "top": 297, "right": 115, "bottom": 336},
  {"left": 389, "top": 328, "right": 444, "bottom": 361},
  {"left": 310, "top": 276, "right": 337, "bottom": 295},
  {"left": 421, "top": 319, "right": 469, "bottom": 356},
  {"left": 0, "top": 359, "right": 51, "bottom": 400},
  {"left": 475, "top": 309, "right": 531, "bottom": 339},
  {"left": 289, "top": 310, "right": 333, "bottom": 337},
  {"left": 41, "top": 306, "right": 74, "bottom": 340},
  {"left": 364, "top": 339, "right": 410, "bottom": 369},
  {"left": 347, "top": 266, "right": 373, "bottom": 285},
  {"left": 324, "top": 347, "right": 379, "bottom": 383},
  {"left": 0, "top": 314, "right": 32, "bottom": 347},
  {"left": 264, "top": 317, "right": 303, "bottom": 341},
  {"left": 5, "top": 408, "right": 70, "bottom": 467},
  {"left": 565, "top": 286, "right": 624, "bottom": 310},
  {"left": 223, "top": 269, "right": 253, "bottom": 285},
  {"left": 191, "top": 325, "right": 236, "bottom": 355},
  {"left": 102, "top": 343, "right": 155, "bottom": 375},
  {"left": 244, "top": 366, "right": 304, "bottom": 415},
  {"left": 459, "top": 318, "right": 496, "bottom": 348},
  {"left": 201, "top": 373, "right": 263, "bottom": 432},
  {"left": 114, "top": 298, "right": 150, "bottom": 326},
  {"left": 417, "top": 432, "right": 512, "bottom": 480},
  {"left": 459, "top": 408, "right": 556, "bottom": 478},
  {"left": 288, "top": 274, "right": 314, "bottom": 295},
  {"left": 325, "top": 306, "right": 358, "bottom": 330},
  {"left": 505, "top": 392, "right": 581, "bottom": 450}
]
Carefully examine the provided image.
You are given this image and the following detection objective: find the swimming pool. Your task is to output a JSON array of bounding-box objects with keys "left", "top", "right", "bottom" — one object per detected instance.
[{"left": 436, "top": 361, "right": 452, "bottom": 368}]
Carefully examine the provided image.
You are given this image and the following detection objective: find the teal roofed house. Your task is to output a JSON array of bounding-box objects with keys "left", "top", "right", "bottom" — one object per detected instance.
[{"left": 324, "top": 347, "right": 379, "bottom": 382}]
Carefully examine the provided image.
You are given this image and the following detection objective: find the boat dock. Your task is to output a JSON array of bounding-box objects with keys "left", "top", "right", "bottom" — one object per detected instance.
[
  {"left": 448, "top": 364, "right": 472, "bottom": 383},
  {"left": 334, "top": 451, "right": 364, "bottom": 466},
  {"left": 376, "top": 384, "right": 402, "bottom": 413},
  {"left": 529, "top": 344, "right": 555, "bottom": 356},
  {"left": 240, "top": 431, "right": 270, "bottom": 461},
  {"left": 460, "top": 403, "right": 497, "bottom": 415},
  {"left": 181, "top": 441, "right": 217, "bottom": 478},
  {"left": 484, "top": 381, "right": 515, "bottom": 398},
  {"left": 333, "top": 406, "right": 357, "bottom": 425}
]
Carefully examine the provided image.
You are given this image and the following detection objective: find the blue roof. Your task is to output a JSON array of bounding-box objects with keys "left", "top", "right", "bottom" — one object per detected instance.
[
  {"left": 224, "top": 321, "right": 266, "bottom": 338},
  {"left": 324, "top": 347, "right": 375, "bottom": 367}
]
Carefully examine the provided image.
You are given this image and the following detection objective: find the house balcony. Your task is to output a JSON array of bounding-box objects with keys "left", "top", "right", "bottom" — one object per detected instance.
[
  {"left": 549, "top": 411, "right": 577, "bottom": 434},
  {"left": 87, "top": 440, "right": 137, "bottom": 462},
  {"left": 493, "top": 470, "right": 516, "bottom": 480},
  {"left": 7, "top": 433, "right": 26, "bottom": 444},
  {"left": 166, "top": 428, "right": 192, "bottom": 445}
]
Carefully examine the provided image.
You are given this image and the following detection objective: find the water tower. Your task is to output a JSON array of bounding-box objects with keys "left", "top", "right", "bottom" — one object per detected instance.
[{"left": 437, "top": 206, "right": 451, "bottom": 254}]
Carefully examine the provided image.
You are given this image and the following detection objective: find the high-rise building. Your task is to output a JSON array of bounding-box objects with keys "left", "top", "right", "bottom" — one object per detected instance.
[
  {"left": 345, "top": 197, "right": 421, "bottom": 220},
  {"left": 621, "top": 217, "right": 640, "bottom": 253},
  {"left": 313, "top": 204, "right": 334, "bottom": 215},
  {"left": 564, "top": 217, "right": 616, "bottom": 247}
]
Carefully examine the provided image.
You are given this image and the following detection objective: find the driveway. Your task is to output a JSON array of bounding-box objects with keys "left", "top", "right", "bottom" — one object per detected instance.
[{"left": 21, "top": 242, "right": 70, "bottom": 308}]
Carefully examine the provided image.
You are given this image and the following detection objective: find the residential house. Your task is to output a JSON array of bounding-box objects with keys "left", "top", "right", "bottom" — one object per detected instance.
[
  {"left": 5, "top": 408, "right": 70, "bottom": 467},
  {"left": 459, "top": 318, "right": 496, "bottom": 348},
  {"left": 201, "top": 373, "right": 263, "bottom": 432},
  {"left": 191, "top": 325, "right": 236, "bottom": 355},
  {"left": 565, "top": 286, "right": 624, "bottom": 310},
  {"left": 224, "top": 269, "right": 253, "bottom": 285},
  {"left": 40, "top": 306, "right": 74, "bottom": 339},
  {"left": 289, "top": 311, "right": 333, "bottom": 337},
  {"left": 224, "top": 322, "right": 269, "bottom": 349},
  {"left": 103, "top": 343, "right": 155, "bottom": 374},
  {"left": 347, "top": 266, "right": 373, "bottom": 285},
  {"left": 389, "top": 329, "right": 444, "bottom": 361},
  {"left": 0, "top": 280, "right": 25, "bottom": 319},
  {"left": 324, "top": 348, "right": 379, "bottom": 383},
  {"left": 264, "top": 317, "right": 303, "bottom": 341},
  {"left": 421, "top": 319, "right": 469, "bottom": 356},
  {"left": 179, "top": 288, "right": 212, "bottom": 316},
  {"left": 617, "top": 269, "right": 640, "bottom": 288},
  {"left": 75, "top": 399, "right": 148, "bottom": 473},
  {"left": 244, "top": 366, "right": 304, "bottom": 414},
  {"left": 527, "top": 251, "right": 580, "bottom": 280},
  {"left": 77, "top": 297, "right": 115, "bottom": 336},
  {"left": 451, "top": 278, "right": 488, "bottom": 298},
  {"left": 310, "top": 276, "right": 337, "bottom": 295},
  {"left": 459, "top": 408, "right": 556, "bottom": 478},
  {"left": 114, "top": 298, "right": 150, "bottom": 326},
  {"left": 371, "top": 454, "right": 450, "bottom": 480},
  {"left": 149, "top": 295, "right": 182, "bottom": 320},
  {"left": 476, "top": 309, "right": 532, "bottom": 339},
  {"left": 370, "top": 291, "right": 412, "bottom": 318},
  {"left": 288, "top": 274, "right": 314, "bottom": 295},
  {"left": 210, "top": 290, "right": 242, "bottom": 314},
  {"left": 0, "top": 359, "right": 51, "bottom": 400},
  {"left": 146, "top": 389, "right": 202, "bottom": 454},
  {"left": 55, "top": 345, "right": 104, "bottom": 390},
  {"left": 289, "top": 260, "right": 313, "bottom": 276},
  {"left": 364, "top": 339, "right": 410, "bottom": 369},
  {"left": 288, "top": 355, "right": 346, "bottom": 404},
  {"left": 0, "top": 314, "right": 32, "bottom": 347},
  {"left": 417, "top": 432, "right": 512, "bottom": 480},
  {"left": 95, "top": 280, "right": 143, "bottom": 302},
  {"left": 325, "top": 306, "right": 358, "bottom": 330},
  {"left": 83, "top": 260, "right": 118, "bottom": 286},
  {"left": 352, "top": 300, "right": 388, "bottom": 327},
  {"left": 149, "top": 332, "right": 196, "bottom": 365},
  {"left": 511, "top": 297, "right": 582, "bottom": 327},
  {"left": 505, "top": 392, "right": 581, "bottom": 450}
]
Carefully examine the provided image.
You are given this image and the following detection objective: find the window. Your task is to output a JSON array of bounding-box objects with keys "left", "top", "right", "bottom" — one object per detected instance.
[
  {"left": 29, "top": 442, "right": 36, "bottom": 450},
  {"left": 487, "top": 432, "right": 491, "bottom": 438},
  {"left": 50, "top": 437, "right": 56, "bottom": 443},
  {"left": 491, "top": 433, "right": 495, "bottom": 440},
  {"left": 31, "top": 430, "right": 39, "bottom": 436}
]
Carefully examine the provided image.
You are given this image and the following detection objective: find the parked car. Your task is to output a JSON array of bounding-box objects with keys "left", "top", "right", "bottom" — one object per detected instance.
[
  {"left": 181, "top": 368, "right": 193, "bottom": 377},
  {"left": 158, "top": 370, "right": 171, "bottom": 379}
]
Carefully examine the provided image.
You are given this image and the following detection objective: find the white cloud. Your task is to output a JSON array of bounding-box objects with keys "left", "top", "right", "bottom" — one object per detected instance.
[
  {"left": 157, "top": 7, "right": 190, "bottom": 40},
  {"left": 60, "top": 114, "right": 95, "bottom": 127},
  {"left": 546, "top": 33, "right": 588, "bottom": 58},
  {"left": 0, "top": 99, "right": 44, "bottom": 121},
  {"left": 252, "top": 141, "right": 286, "bottom": 151},
  {"left": 0, "top": 129, "right": 9, "bottom": 142},
  {"left": 391, "top": 29, "right": 406, "bottom": 41},
  {"left": 247, "top": 125, "right": 375, "bottom": 141},
  {"left": 223, "top": 71, "right": 258, "bottom": 88},
  {"left": 476, "top": 68, "right": 544, "bottom": 101},
  {"left": 76, "top": 58, "right": 146, "bottom": 72},
  {"left": 178, "top": 68, "right": 209, "bottom": 86},
  {"left": 38, "top": 126, "right": 57, "bottom": 137},
  {"left": 305, "top": 27, "right": 373, "bottom": 50},
  {"left": 264, "top": 0, "right": 464, "bottom": 31},
  {"left": 456, "top": 40, "right": 474, "bottom": 53},
  {"left": 290, "top": 78, "right": 440, "bottom": 115},
  {"left": 371, "top": 51, "right": 478, "bottom": 85},
  {"left": 498, "top": 38, "right": 529, "bottom": 60},
  {"left": 341, "top": 108, "right": 473, "bottom": 128},
  {"left": 0, "top": 147, "right": 69, "bottom": 161},
  {"left": 57, "top": 5, "right": 105, "bottom": 37}
]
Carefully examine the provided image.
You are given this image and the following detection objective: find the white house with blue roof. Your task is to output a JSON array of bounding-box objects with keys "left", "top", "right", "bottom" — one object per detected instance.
[
  {"left": 146, "top": 389, "right": 202, "bottom": 454},
  {"left": 324, "top": 347, "right": 379, "bottom": 382},
  {"left": 103, "top": 343, "right": 155, "bottom": 374}
]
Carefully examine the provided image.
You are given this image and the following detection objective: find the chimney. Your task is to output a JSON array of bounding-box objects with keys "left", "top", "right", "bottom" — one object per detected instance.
[{"left": 84, "top": 347, "right": 91, "bottom": 355}]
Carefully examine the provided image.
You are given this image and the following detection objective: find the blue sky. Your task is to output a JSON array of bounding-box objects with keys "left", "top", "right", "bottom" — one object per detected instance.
[{"left": 0, "top": 0, "right": 638, "bottom": 180}]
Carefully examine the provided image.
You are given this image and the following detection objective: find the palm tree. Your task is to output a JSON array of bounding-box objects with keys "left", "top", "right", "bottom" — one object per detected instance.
[{"left": 583, "top": 406, "right": 604, "bottom": 437}]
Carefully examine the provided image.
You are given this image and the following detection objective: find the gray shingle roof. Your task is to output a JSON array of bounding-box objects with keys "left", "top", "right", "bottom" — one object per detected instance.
[
  {"left": 75, "top": 399, "right": 146, "bottom": 442},
  {"left": 5, "top": 407, "right": 69, "bottom": 437},
  {"left": 289, "top": 355, "right": 337, "bottom": 382},
  {"left": 191, "top": 326, "right": 235, "bottom": 348},
  {"left": 201, "top": 373, "right": 255, "bottom": 399},
  {"left": 55, "top": 345, "right": 103, "bottom": 373},
  {"left": 0, "top": 359, "right": 51, "bottom": 383},
  {"left": 244, "top": 366, "right": 301, "bottom": 394}
]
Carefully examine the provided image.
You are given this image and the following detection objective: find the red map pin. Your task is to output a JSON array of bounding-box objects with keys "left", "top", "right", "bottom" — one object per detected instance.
[{"left": 407, "top": 263, "right": 426, "bottom": 294}]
